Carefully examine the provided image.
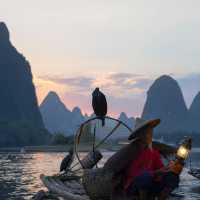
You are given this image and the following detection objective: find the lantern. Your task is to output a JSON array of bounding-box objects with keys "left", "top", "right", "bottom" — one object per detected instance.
[{"left": 176, "top": 137, "right": 192, "bottom": 162}]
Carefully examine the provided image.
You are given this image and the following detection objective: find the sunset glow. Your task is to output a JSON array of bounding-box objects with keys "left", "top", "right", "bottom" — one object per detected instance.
[{"left": 1, "top": 0, "right": 200, "bottom": 117}]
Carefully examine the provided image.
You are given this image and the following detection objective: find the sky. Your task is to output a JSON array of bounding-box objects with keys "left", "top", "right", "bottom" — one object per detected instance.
[{"left": 1, "top": 0, "right": 200, "bottom": 117}]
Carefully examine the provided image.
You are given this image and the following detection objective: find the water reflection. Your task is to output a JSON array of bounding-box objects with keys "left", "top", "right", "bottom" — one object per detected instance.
[
  {"left": 0, "top": 153, "right": 64, "bottom": 199},
  {"left": 0, "top": 151, "right": 199, "bottom": 200}
]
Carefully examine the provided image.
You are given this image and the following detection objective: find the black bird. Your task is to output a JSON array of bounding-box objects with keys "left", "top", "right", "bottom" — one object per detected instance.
[
  {"left": 92, "top": 88, "right": 107, "bottom": 126},
  {"left": 60, "top": 148, "right": 74, "bottom": 172}
]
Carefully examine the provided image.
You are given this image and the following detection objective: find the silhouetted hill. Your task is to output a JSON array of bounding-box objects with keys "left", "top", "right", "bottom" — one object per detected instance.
[
  {"left": 0, "top": 22, "right": 50, "bottom": 147},
  {"left": 189, "top": 92, "right": 200, "bottom": 132},
  {"left": 0, "top": 22, "right": 44, "bottom": 128},
  {"left": 40, "top": 92, "right": 85, "bottom": 135},
  {"left": 71, "top": 107, "right": 85, "bottom": 129},
  {"left": 142, "top": 75, "right": 189, "bottom": 133},
  {"left": 40, "top": 91, "right": 72, "bottom": 134},
  {"left": 118, "top": 112, "right": 135, "bottom": 129}
]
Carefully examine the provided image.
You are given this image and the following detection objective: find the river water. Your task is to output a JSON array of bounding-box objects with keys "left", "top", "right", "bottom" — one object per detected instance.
[{"left": 0, "top": 150, "right": 200, "bottom": 200}]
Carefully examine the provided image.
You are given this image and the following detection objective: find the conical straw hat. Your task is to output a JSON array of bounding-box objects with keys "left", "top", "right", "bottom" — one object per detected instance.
[{"left": 128, "top": 118, "right": 160, "bottom": 140}]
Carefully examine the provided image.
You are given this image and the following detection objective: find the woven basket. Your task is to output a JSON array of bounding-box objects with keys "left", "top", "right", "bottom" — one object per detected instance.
[{"left": 82, "top": 168, "right": 114, "bottom": 200}]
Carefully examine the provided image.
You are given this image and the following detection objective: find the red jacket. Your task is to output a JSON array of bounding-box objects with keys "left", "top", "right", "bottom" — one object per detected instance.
[{"left": 124, "top": 147, "right": 164, "bottom": 189}]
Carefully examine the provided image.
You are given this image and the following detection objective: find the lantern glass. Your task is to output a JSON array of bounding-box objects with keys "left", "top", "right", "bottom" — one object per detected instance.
[{"left": 177, "top": 146, "right": 189, "bottom": 159}]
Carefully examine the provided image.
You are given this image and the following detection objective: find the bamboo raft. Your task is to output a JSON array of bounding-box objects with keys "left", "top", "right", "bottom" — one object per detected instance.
[
  {"left": 31, "top": 172, "right": 185, "bottom": 200},
  {"left": 40, "top": 174, "right": 89, "bottom": 200},
  {"left": 35, "top": 167, "right": 114, "bottom": 200}
]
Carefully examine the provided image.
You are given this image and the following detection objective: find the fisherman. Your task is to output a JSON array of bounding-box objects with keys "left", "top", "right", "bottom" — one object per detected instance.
[{"left": 124, "top": 118, "right": 182, "bottom": 200}]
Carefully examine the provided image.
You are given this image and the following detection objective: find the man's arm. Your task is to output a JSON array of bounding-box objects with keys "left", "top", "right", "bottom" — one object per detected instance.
[
  {"left": 154, "top": 160, "right": 183, "bottom": 176},
  {"left": 153, "top": 166, "right": 170, "bottom": 177}
]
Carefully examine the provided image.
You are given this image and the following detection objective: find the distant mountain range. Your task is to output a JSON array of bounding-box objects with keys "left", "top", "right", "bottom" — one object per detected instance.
[
  {"left": 40, "top": 91, "right": 135, "bottom": 137},
  {"left": 40, "top": 74, "right": 200, "bottom": 141},
  {"left": 1, "top": 21, "right": 200, "bottom": 146}
]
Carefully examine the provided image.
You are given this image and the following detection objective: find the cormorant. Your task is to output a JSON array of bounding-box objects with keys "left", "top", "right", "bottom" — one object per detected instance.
[
  {"left": 92, "top": 88, "right": 107, "bottom": 126},
  {"left": 60, "top": 148, "right": 74, "bottom": 172}
]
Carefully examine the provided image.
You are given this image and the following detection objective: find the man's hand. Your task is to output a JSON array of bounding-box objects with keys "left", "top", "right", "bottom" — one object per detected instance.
[
  {"left": 154, "top": 160, "right": 183, "bottom": 178},
  {"left": 167, "top": 160, "right": 183, "bottom": 175}
]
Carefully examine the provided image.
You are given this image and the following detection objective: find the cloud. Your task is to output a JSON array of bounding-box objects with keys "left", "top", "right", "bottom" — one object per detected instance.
[
  {"left": 37, "top": 72, "right": 154, "bottom": 116},
  {"left": 39, "top": 75, "right": 93, "bottom": 86},
  {"left": 36, "top": 72, "right": 200, "bottom": 116},
  {"left": 39, "top": 75, "right": 94, "bottom": 94},
  {"left": 93, "top": 73, "right": 153, "bottom": 98},
  {"left": 107, "top": 73, "right": 152, "bottom": 89},
  {"left": 40, "top": 76, "right": 94, "bottom": 87},
  {"left": 39, "top": 73, "right": 153, "bottom": 98},
  {"left": 107, "top": 73, "right": 141, "bottom": 82}
]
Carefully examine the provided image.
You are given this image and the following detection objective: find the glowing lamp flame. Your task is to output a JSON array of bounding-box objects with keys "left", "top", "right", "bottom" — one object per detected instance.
[
  {"left": 177, "top": 146, "right": 189, "bottom": 159},
  {"left": 176, "top": 137, "right": 192, "bottom": 160}
]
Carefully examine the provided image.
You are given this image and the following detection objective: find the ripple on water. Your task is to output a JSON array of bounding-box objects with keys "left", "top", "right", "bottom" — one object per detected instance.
[{"left": 0, "top": 152, "right": 200, "bottom": 200}]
